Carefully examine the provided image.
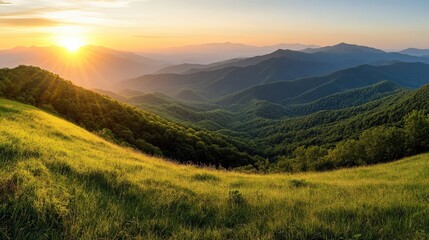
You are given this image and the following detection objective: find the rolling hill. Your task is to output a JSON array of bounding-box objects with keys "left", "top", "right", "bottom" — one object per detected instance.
[
  {"left": 118, "top": 57, "right": 337, "bottom": 98},
  {"left": 117, "top": 43, "right": 429, "bottom": 99},
  {"left": 103, "top": 74, "right": 429, "bottom": 165},
  {"left": 1, "top": 98, "right": 428, "bottom": 239},
  {"left": 194, "top": 43, "right": 428, "bottom": 74},
  {"left": 0, "top": 66, "right": 259, "bottom": 167},
  {"left": 286, "top": 81, "right": 405, "bottom": 116},
  {"left": 0, "top": 45, "right": 167, "bottom": 89},
  {"left": 237, "top": 82, "right": 429, "bottom": 156},
  {"left": 218, "top": 62, "right": 429, "bottom": 105},
  {"left": 2, "top": 65, "right": 429, "bottom": 171},
  {"left": 155, "top": 43, "right": 429, "bottom": 75}
]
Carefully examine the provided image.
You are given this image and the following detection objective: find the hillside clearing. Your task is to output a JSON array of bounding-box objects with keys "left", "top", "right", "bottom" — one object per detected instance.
[{"left": 1, "top": 99, "right": 429, "bottom": 239}]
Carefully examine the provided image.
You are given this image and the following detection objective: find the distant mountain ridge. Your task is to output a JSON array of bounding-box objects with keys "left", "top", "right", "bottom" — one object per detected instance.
[
  {"left": 117, "top": 43, "right": 429, "bottom": 98},
  {"left": 156, "top": 58, "right": 244, "bottom": 74},
  {"left": 303, "top": 42, "right": 385, "bottom": 54},
  {"left": 118, "top": 56, "right": 337, "bottom": 98},
  {"left": 399, "top": 48, "right": 429, "bottom": 56},
  {"left": 217, "top": 62, "right": 429, "bottom": 105},
  {"left": 300, "top": 43, "right": 427, "bottom": 68},
  {"left": 142, "top": 42, "right": 319, "bottom": 64}
]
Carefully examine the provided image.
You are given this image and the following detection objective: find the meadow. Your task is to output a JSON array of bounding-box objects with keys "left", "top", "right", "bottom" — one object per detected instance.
[{"left": 1, "top": 98, "right": 429, "bottom": 239}]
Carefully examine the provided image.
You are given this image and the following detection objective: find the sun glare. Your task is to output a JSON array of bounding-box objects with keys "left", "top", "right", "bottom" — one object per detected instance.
[
  {"left": 57, "top": 36, "right": 85, "bottom": 52},
  {"left": 53, "top": 27, "right": 87, "bottom": 53}
]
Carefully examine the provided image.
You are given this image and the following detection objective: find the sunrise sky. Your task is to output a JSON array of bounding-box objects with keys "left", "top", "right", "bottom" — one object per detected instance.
[{"left": 1, "top": 0, "right": 429, "bottom": 51}]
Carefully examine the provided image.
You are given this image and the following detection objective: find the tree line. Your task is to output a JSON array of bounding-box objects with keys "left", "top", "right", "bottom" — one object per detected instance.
[{"left": 250, "top": 110, "right": 429, "bottom": 173}]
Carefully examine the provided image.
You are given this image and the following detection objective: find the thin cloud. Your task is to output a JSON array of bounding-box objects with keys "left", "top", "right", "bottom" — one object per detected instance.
[
  {"left": 0, "top": 18, "right": 65, "bottom": 27},
  {"left": 0, "top": 0, "right": 145, "bottom": 26},
  {"left": 3, "top": 0, "right": 143, "bottom": 8},
  {"left": 0, "top": 7, "right": 80, "bottom": 18}
]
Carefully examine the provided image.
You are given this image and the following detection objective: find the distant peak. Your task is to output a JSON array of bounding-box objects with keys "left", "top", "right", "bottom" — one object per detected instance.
[
  {"left": 335, "top": 42, "right": 357, "bottom": 47},
  {"left": 332, "top": 42, "right": 363, "bottom": 48},
  {"left": 272, "top": 49, "right": 287, "bottom": 53},
  {"left": 304, "top": 42, "right": 386, "bottom": 54},
  {"left": 271, "top": 49, "right": 298, "bottom": 54}
]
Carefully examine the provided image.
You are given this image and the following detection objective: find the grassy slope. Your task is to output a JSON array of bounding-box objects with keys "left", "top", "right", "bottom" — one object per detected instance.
[{"left": 1, "top": 99, "right": 429, "bottom": 240}]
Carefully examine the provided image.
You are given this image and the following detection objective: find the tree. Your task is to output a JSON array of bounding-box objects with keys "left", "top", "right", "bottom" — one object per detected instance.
[
  {"left": 255, "top": 156, "right": 270, "bottom": 173},
  {"left": 404, "top": 110, "right": 429, "bottom": 154},
  {"left": 293, "top": 146, "right": 328, "bottom": 171},
  {"left": 360, "top": 126, "right": 406, "bottom": 163},
  {"left": 274, "top": 157, "right": 301, "bottom": 173},
  {"left": 327, "top": 139, "right": 366, "bottom": 167}
]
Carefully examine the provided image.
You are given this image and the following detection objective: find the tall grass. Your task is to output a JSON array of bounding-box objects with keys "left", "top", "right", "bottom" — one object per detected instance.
[{"left": 1, "top": 99, "right": 429, "bottom": 239}]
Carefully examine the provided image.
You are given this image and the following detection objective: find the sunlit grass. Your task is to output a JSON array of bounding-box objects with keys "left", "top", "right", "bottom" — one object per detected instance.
[{"left": 1, "top": 99, "right": 428, "bottom": 239}]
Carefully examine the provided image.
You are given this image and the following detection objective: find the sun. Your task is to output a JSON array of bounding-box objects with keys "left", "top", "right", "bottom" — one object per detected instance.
[
  {"left": 53, "top": 26, "right": 88, "bottom": 53},
  {"left": 57, "top": 36, "right": 85, "bottom": 53}
]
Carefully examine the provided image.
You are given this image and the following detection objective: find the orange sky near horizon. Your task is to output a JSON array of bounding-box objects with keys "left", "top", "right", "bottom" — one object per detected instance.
[{"left": 1, "top": 0, "right": 429, "bottom": 52}]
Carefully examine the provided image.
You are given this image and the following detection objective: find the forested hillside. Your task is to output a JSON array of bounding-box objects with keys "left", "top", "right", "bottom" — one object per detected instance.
[
  {"left": 2, "top": 65, "right": 429, "bottom": 172},
  {"left": 0, "top": 66, "right": 259, "bottom": 167},
  {"left": 218, "top": 62, "right": 429, "bottom": 105},
  {"left": 121, "top": 82, "right": 429, "bottom": 172},
  {"left": 241, "top": 84, "right": 429, "bottom": 157}
]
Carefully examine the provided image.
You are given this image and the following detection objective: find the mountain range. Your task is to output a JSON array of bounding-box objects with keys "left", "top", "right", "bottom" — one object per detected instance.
[
  {"left": 141, "top": 42, "right": 320, "bottom": 64},
  {"left": 218, "top": 62, "right": 429, "bottom": 105},
  {"left": 117, "top": 43, "right": 429, "bottom": 99},
  {"left": 2, "top": 42, "right": 428, "bottom": 93}
]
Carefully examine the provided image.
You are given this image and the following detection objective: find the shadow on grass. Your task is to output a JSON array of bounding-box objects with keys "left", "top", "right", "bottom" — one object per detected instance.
[
  {"left": 0, "top": 174, "right": 66, "bottom": 239},
  {"left": 190, "top": 173, "right": 220, "bottom": 182},
  {"left": 0, "top": 138, "right": 42, "bottom": 164},
  {"left": 44, "top": 160, "right": 259, "bottom": 239},
  {"left": 315, "top": 204, "right": 429, "bottom": 239},
  {"left": 0, "top": 105, "right": 19, "bottom": 114}
]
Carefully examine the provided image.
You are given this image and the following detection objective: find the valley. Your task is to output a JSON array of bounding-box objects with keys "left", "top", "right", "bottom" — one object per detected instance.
[{"left": 1, "top": 99, "right": 428, "bottom": 239}]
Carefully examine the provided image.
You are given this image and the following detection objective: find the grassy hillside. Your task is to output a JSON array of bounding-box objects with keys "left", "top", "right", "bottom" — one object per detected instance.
[{"left": 1, "top": 99, "right": 429, "bottom": 239}]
